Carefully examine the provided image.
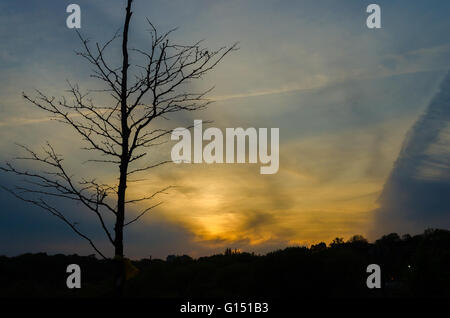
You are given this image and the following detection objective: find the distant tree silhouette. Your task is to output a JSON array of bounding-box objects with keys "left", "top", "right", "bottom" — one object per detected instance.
[
  {"left": 3, "top": 229, "right": 449, "bottom": 298},
  {"left": 348, "top": 235, "right": 368, "bottom": 244},
  {"left": 0, "top": 0, "right": 236, "bottom": 294},
  {"left": 224, "top": 248, "right": 242, "bottom": 256},
  {"left": 311, "top": 242, "right": 327, "bottom": 252},
  {"left": 330, "top": 237, "right": 345, "bottom": 247}
]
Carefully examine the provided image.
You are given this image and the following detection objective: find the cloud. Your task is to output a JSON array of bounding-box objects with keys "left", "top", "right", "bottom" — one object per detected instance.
[
  {"left": 1, "top": 71, "right": 445, "bottom": 258},
  {"left": 371, "top": 71, "right": 450, "bottom": 237}
]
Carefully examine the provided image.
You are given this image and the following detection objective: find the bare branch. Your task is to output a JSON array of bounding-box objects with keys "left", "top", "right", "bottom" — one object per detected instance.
[
  {"left": 0, "top": 143, "right": 117, "bottom": 247},
  {"left": 125, "top": 185, "right": 173, "bottom": 204},
  {"left": 0, "top": 186, "right": 107, "bottom": 260},
  {"left": 124, "top": 202, "right": 163, "bottom": 227}
]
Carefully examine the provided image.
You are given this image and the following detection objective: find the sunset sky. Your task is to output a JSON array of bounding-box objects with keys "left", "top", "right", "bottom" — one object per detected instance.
[{"left": 1, "top": 0, "right": 449, "bottom": 259}]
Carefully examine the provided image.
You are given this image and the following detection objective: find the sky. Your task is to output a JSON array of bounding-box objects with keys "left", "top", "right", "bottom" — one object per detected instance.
[{"left": 0, "top": 0, "right": 449, "bottom": 259}]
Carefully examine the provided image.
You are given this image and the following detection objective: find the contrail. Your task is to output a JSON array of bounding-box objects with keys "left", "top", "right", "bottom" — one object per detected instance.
[{"left": 372, "top": 71, "right": 450, "bottom": 237}]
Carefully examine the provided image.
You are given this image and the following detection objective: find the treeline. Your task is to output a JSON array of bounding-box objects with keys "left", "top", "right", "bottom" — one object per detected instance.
[{"left": 1, "top": 229, "right": 449, "bottom": 298}]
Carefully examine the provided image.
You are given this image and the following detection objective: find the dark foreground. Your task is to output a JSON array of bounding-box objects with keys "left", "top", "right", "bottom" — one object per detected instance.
[{"left": 1, "top": 229, "right": 450, "bottom": 299}]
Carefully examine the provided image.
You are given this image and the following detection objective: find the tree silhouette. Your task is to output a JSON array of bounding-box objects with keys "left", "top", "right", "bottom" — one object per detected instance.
[{"left": 0, "top": 0, "right": 236, "bottom": 293}]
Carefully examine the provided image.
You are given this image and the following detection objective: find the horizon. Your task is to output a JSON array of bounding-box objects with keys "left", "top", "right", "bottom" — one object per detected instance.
[{"left": 3, "top": 228, "right": 445, "bottom": 261}]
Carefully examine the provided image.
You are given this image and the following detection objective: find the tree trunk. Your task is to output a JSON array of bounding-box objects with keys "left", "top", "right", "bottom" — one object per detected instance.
[
  {"left": 114, "top": 160, "right": 128, "bottom": 296},
  {"left": 114, "top": 0, "right": 133, "bottom": 297}
]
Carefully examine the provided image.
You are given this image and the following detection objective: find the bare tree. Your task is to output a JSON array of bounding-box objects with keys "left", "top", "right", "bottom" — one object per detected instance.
[{"left": 0, "top": 0, "right": 236, "bottom": 293}]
